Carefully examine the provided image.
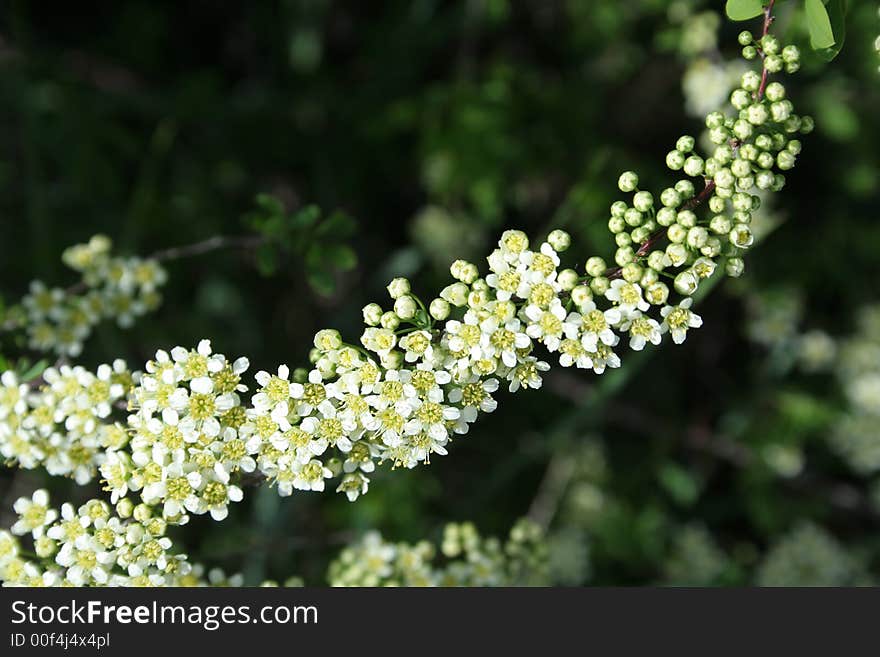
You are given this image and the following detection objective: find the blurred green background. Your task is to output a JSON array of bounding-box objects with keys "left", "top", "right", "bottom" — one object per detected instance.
[{"left": 1, "top": 0, "right": 879, "bottom": 585}]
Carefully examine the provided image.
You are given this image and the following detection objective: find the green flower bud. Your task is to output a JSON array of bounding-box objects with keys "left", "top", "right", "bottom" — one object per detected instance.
[
  {"left": 738, "top": 30, "right": 753, "bottom": 46},
  {"left": 585, "top": 256, "right": 607, "bottom": 277},
  {"left": 611, "top": 200, "right": 628, "bottom": 217},
  {"left": 362, "top": 303, "right": 383, "bottom": 326},
  {"left": 777, "top": 150, "right": 796, "bottom": 170},
  {"left": 429, "top": 298, "right": 450, "bottom": 320},
  {"left": 633, "top": 191, "right": 653, "bottom": 212},
  {"left": 747, "top": 104, "right": 769, "bottom": 125},
  {"left": 666, "top": 150, "right": 685, "bottom": 170},
  {"left": 732, "top": 119, "right": 753, "bottom": 141},
  {"left": 657, "top": 207, "right": 676, "bottom": 226},
  {"left": 647, "top": 250, "right": 669, "bottom": 271},
  {"left": 666, "top": 243, "right": 688, "bottom": 267},
  {"left": 557, "top": 268, "right": 579, "bottom": 291},
  {"left": 706, "top": 111, "right": 725, "bottom": 128},
  {"left": 667, "top": 224, "right": 687, "bottom": 244},
  {"left": 640, "top": 267, "right": 659, "bottom": 287},
  {"left": 675, "top": 180, "right": 696, "bottom": 198},
  {"left": 731, "top": 158, "right": 751, "bottom": 178},
  {"left": 116, "top": 498, "right": 134, "bottom": 519},
  {"left": 714, "top": 168, "right": 735, "bottom": 189},
  {"left": 731, "top": 89, "right": 751, "bottom": 109},
  {"left": 608, "top": 216, "right": 627, "bottom": 233},
  {"left": 382, "top": 350, "right": 403, "bottom": 370},
  {"left": 547, "top": 229, "right": 571, "bottom": 252},
  {"left": 781, "top": 45, "right": 800, "bottom": 64},
  {"left": 387, "top": 277, "right": 410, "bottom": 299},
  {"left": 742, "top": 45, "right": 758, "bottom": 60},
  {"left": 674, "top": 270, "right": 699, "bottom": 296},
  {"left": 614, "top": 246, "right": 635, "bottom": 267},
  {"left": 381, "top": 311, "right": 401, "bottom": 329},
  {"left": 765, "top": 54, "right": 783, "bottom": 73},
  {"left": 686, "top": 226, "right": 709, "bottom": 249},
  {"left": 660, "top": 188, "right": 681, "bottom": 207},
  {"left": 440, "top": 282, "right": 469, "bottom": 307},
  {"left": 677, "top": 210, "right": 697, "bottom": 228},
  {"left": 624, "top": 208, "right": 643, "bottom": 227},
  {"left": 741, "top": 70, "right": 761, "bottom": 92},
  {"left": 726, "top": 257, "right": 745, "bottom": 277},
  {"left": 683, "top": 155, "right": 704, "bottom": 177},
  {"left": 618, "top": 171, "right": 639, "bottom": 192},
  {"left": 622, "top": 263, "right": 643, "bottom": 283},
  {"left": 701, "top": 237, "right": 723, "bottom": 258},
  {"left": 571, "top": 285, "right": 593, "bottom": 308},
  {"left": 676, "top": 135, "right": 696, "bottom": 153},
  {"left": 765, "top": 81, "right": 785, "bottom": 102},
  {"left": 761, "top": 34, "right": 779, "bottom": 55},
  {"left": 631, "top": 226, "right": 651, "bottom": 244},
  {"left": 756, "top": 170, "right": 775, "bottom": 190},
  {"left": 590, "top": 276, "right": 610, "bottom": 296},
  {"left": 615, "top": 232, "right": 632, "bottom": 248},
  {"left": 708, "top": 195, "right": 726, "bottom": 213}
]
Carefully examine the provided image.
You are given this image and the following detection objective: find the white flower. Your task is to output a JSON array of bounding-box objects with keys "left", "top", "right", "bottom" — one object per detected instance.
[
  {"left": 508, "top": 357, "right": 550, "bottom": 392},
  {"left": 660, "top": 297, "right": 704, "bottom": 344},
  {"left": 575, "top": 301, "right": 622, "bottom": 351},
  {"left": 605, "top": 280, "right": 650, "bottom": 317},
  {"left": 293, "top": 459, "right": 333, "bottom": 492},
  {"left": 524, "top": 299, "right": 568, "bottom": 351},
  {"left": 11, "top": 489, "right": 57, "bottom": 537},
  {"left": 301, "top": 399, "right": 357, "bottom": 452},
  {"left": 621, "top": 312, "right": 663, "bottom": 351}
]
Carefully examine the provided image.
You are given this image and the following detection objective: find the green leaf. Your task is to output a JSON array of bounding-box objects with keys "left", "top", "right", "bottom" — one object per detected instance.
[
  {"left": 315, "top": 210, "right": 356, "bottom": 239},
  {"left": 290, "top": 205, "right": 321, "bottom": 230},
  {"left": 19, "top": 359, "right": 48, "bottom": 381},
  {"left": 254, "top": 193, "right": 285, "bottom": 217},
  {"left": 307, "top": 268, "right": 336, "bottom": 296},
  {"left": 814, "top": 0, "right": 847, "bottom": 61},
  {"left": 658, "top": 463, "right": 700, "bottom": 507},
  {"left": 805, "top": 0, "right": 835, "bottom": 49},
  {"left": 725, "top": 0, "right": 764, "bottom": 21},
  {"left": 324, "top": 243, "right": 357, "bottom": 271},
  {"left": 255, "top": 243, "right": 279, "bottom": 276}
]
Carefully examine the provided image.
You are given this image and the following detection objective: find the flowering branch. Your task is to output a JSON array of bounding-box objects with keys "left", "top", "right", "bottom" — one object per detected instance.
[{"left": 0, "top": 9, "right": 822, "bottom": 586}]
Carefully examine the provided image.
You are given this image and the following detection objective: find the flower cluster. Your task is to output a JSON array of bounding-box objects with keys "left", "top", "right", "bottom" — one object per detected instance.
[
  {"left": 0, "top": 362, "right": 132, "bottom": 483},
  {"left": 0, "top": 490, "right": 210, "bottom": 586},
  {"left": 755, "top": 522, "right": 868, "bottom": 586},
  {"left": 4, "top": 235, "right": 166, "bottom": 356},
  {"left": 104, "top": 340, "right": 251, "bottom": 523},
  {"left": 829, "top": 305, "right": 880, "bottom": 474},
  {"left": 327, "top": 519, "right": 547, "bottom": 586}
]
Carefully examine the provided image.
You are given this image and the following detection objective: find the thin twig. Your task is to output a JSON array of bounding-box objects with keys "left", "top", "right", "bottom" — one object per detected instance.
[{"left": 149, "top": 234, "right": 266, "bottom": 262}]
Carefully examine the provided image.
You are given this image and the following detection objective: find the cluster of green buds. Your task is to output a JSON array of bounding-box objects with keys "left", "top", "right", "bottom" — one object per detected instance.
[
  {"left": 2, "top": 235, "right": 166, "bottom": 357},
  {"left": 327, "top": 519, "right": 547, "bottom": 586},
  {"left": 595, "top": 30, "right": 808, "bottom": 314}
]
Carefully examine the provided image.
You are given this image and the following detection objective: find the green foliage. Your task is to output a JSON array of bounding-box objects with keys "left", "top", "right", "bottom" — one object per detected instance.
[
  {"left": 245, "top": 195, "right": 357, "bottom": 295},
  {"left": 725, "top": 0, "right": 766, "bottom": 21}
]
